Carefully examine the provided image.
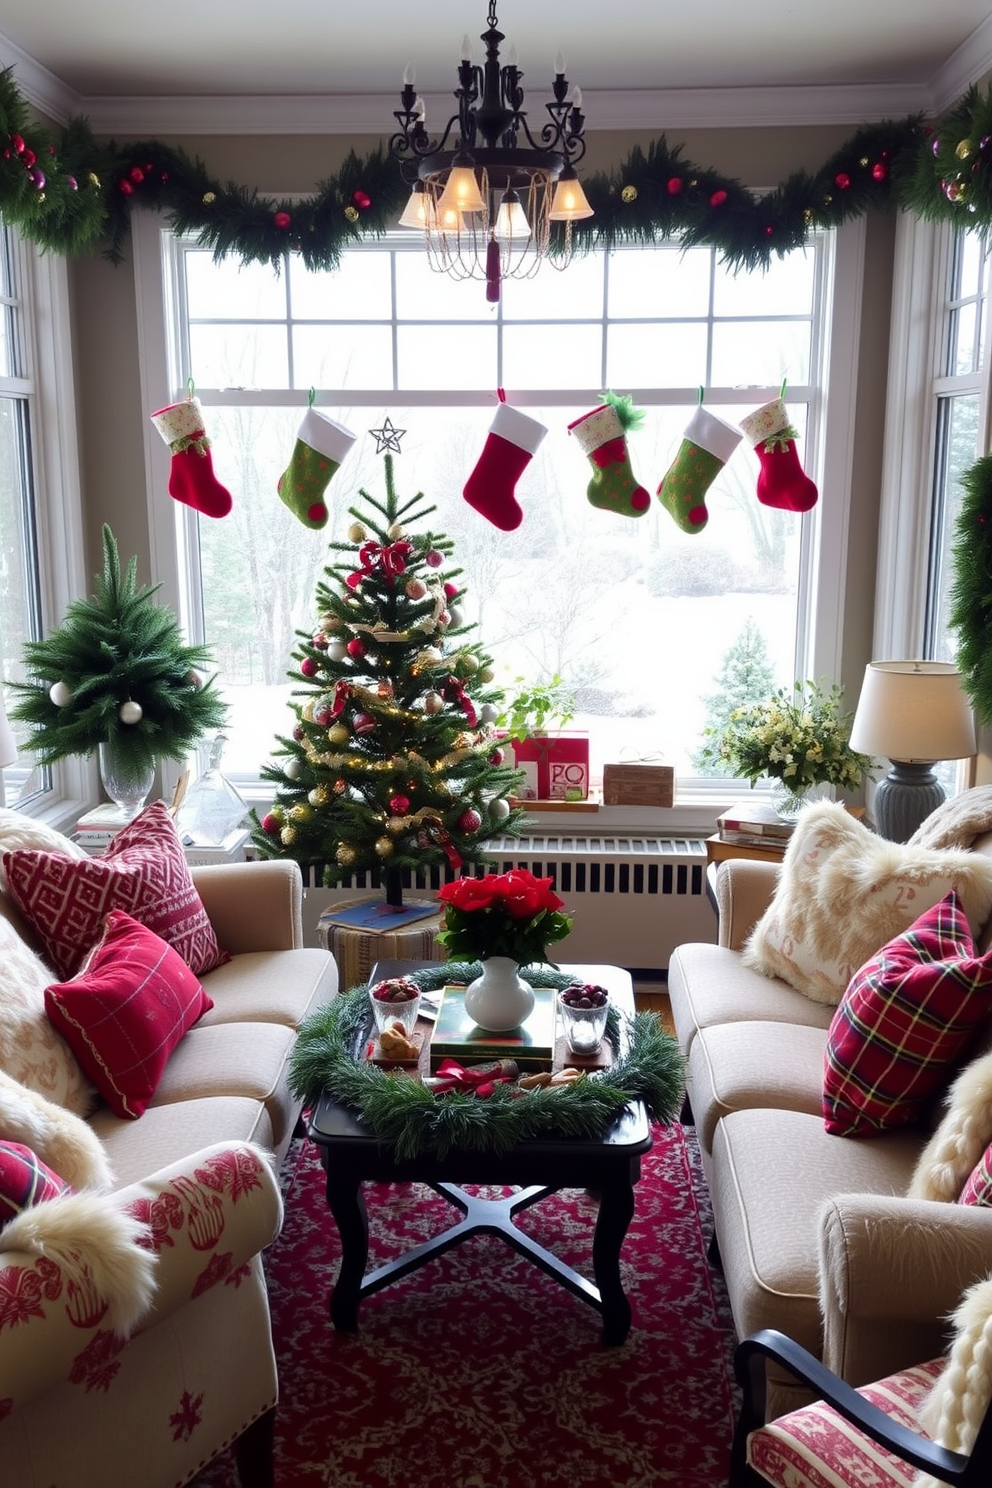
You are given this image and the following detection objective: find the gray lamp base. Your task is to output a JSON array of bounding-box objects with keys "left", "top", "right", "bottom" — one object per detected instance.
[{"left": 874, "top": 761, "right": 945, "bottom": 843}]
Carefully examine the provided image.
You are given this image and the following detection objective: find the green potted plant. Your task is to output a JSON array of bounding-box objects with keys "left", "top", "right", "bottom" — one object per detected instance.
[{"left": 495, "top": 674, "right": 587, "bottom": 802}]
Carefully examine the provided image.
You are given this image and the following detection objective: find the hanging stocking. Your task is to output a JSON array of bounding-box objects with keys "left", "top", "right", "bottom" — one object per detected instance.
[
  {"left": 567, "top": 394, "right": 650, "bottom": 518},
  {"left": 739, "top": 397, "right": 818, "bottom": 513},
  {"left": 463, "top": 402, "right": 547, "bottom": 531},
  {"left": 149, "top": 398, "right": 233, "bottom": 519},
  {"left": 656, "top": 406, "right": 742, "bottom": 534},
  {"left": 277, "top": 409, "right": 356, "bottom": 529}
]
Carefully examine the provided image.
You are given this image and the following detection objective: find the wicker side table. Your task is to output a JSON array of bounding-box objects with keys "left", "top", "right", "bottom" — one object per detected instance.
[{"left": 316, "top": 899, "right": 445, "bottom": 988}]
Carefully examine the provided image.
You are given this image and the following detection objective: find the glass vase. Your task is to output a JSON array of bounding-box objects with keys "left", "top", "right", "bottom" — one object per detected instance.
[
  {"left": 98, "top": 739, "right": 155, "bottom": 819},
  {"left": 463, "top": 956, "right": 535, "bottom": 1032},
  {"left": 771, "top": 779, "right": 832, "bottom": 823}
]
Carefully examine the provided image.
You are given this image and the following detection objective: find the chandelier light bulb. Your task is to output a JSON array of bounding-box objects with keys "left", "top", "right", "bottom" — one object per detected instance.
[
  {"left": 398, "top": 182, "right": 427, "bottom": 229},
  {"left": 573, "top": 85, "right": 583, "bottom": 108},
  {"left": 549, "top": 169, "right": 594, "bottom": 222},
  {"left": 507, "top": 44, "right": 518, "bottom": 66},
  {"left": 414, "top": 95, "right": 425, "bottom": 121},
  {"left": 494, "top": 188, "right": 530, "bottom": 240},
  {"left": 461, "top": 35, "right": 473, "bottom": 62},
  {"left": 403, "top": 62, "right": 415, "bottom": 86},
  {"left": 554, "top": 50, "right": 566, "bottom": 76},
  {"left": 437, "top": 160, "right": 487, "bottom": 215}
]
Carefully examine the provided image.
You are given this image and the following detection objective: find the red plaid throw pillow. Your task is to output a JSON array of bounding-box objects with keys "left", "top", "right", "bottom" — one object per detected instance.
[
  {"left": 823, "top": 891, "right": 992, "bottom": 1137},
  {"left": 44, "top": 908, "right": 214, "bottom": 1119},
  {"left": 3, "top": 800, "right": 228, "bottom": 980},
  {"left": 0, "top": 1141, "right": 71, "bottom": 1228}
]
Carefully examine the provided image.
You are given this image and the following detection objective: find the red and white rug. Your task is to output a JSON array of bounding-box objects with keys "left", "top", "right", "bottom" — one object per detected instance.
[{"left": 190, "top": 1122, "right": 737, "bottom": 1488}]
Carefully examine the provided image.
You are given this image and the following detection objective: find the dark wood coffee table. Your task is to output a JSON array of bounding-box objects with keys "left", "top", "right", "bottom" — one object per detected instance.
[{"left": 307, "top": 960, "right": 652, "bottom": 1345}]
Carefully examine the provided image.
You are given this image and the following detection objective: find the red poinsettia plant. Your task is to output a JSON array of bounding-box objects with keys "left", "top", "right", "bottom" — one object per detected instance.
[{"left": 437, "top": 868, "right": 572, "bottom": 966}]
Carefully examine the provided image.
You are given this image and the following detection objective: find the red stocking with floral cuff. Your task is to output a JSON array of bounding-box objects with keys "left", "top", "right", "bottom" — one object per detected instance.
[
  {"left": 739, "top": 397, "right": 818, "bottom": 513},
  {"left": 463, "top": 403, "right": 547, "bottom": 531},
  {"left": 150, "top": 397, "right": 233, "bottom": 519}
]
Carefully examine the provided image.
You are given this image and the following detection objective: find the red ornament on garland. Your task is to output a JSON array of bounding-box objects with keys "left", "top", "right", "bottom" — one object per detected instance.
[
  {"left": 129, "top": 165, "right": 145, "bottom": 185},
  {"left": 352, "top": 189, "right": 371, "bottom": 209},
  {"left": 118, "top": 179, "right": 134, "bottom": 197},
  {"left": 21, "top": 147, "right": 36, "bottom": 168},
  {"left": 709, "top": 189, "right": 728, "bottom": 207},
  {"left": 273, "top": 211, "right": 292, "bottom": 230},
  {"left": 9, "top": 134, "right": 24, "bottom": 154},
  {"left": 346, "top": 637, "right": 366, "bottom": 659},
  {"left": 871, "top": 161, "right": 888, "bottom": 182},
  {"left": 834, "top": 172, "right": 851, "bottom": 190},
  {"left": 666, "top": 176, "right": 683, "bottom": 196}
]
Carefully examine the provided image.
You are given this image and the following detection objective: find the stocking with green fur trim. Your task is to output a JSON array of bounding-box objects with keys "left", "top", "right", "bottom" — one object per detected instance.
[
  {"left": 739, "top": 397, "right": 818, "bottom": 513},
  {"left": 568, "top": 394, "right": 650, "bottom": 518},
  {"left": 656, "top": 406, "right": 742, "bottom": 534},
  {"left": 277, "top": 409, "right": 356, "bottom": 529}
]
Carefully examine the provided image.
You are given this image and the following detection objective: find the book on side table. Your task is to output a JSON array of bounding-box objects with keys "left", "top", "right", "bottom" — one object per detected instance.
[{"left": 716, "top": 800, "right": 795, "bottom": 844}]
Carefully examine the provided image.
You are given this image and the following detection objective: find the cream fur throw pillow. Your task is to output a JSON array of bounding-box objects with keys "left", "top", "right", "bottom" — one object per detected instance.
[
  {"left": 0, "top": 807, "right": 86, "bottom": 891},
  {"left": 0, "top": 1068, "right": 112, "bottom": 1191},
  {"left": 908, "top": 1048, "right": 992, "bottom": 1202},
  {"left": 742, "top": 802, "right": 992, "bottom": 1004},
  {"left": 0, "top": 912, "right": 95, "bottom": 1114},
  {"left": 915, "top": 1272, "right": 992, "bottom": 1488}
]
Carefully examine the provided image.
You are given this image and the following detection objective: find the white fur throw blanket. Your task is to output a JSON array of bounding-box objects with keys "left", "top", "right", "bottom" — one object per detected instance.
[{"left": 910, "top": 785, "right": 992, "bottom": 852}]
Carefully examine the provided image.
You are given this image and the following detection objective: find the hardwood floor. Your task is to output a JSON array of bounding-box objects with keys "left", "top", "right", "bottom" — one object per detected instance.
[{"left": 632, "top": 976, "right": 674, "bottom": 1036}]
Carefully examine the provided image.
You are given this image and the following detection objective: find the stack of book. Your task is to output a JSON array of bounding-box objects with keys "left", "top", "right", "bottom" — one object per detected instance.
[
  {"left": 715, "top": 801, "right": 795, "bottom": 852},
  {"left": 428, "top": 984, "right": 557, "bottom": 1071},
  {"left": 73, "top": 802, "right": 132, "bottom": 854}
]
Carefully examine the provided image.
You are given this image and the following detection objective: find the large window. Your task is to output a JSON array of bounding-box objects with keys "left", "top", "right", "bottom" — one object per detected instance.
[{"left": 139, "top": 219, "right": 853, "bottom": 804}]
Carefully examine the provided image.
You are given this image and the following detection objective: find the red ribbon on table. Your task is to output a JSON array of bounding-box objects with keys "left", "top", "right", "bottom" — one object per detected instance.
[
  {"left": 429, "top": 1059, "right": 515, "bottom": 1098},
  {"left": 441, "top": 675, "right": 477, "bottom": 727},
  {"left": 359, "top": 540, "right": 412, "bottom": 579}
]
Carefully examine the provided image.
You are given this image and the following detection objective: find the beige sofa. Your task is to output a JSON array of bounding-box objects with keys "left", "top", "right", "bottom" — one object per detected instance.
[
  {"left": 0, "top": 849, "right": 337, "bottom": 1488},
  {"left": 668, "top": 836, "right": 992, "bottom": 1418}
]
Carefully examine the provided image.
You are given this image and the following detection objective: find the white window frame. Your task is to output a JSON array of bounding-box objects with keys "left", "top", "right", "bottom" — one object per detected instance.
[
  {"left": 4, "top": 231, "right": 91, "bottom": 828},
  {"left": 131, "top": 209, "right": 865, "bottom": 831}
]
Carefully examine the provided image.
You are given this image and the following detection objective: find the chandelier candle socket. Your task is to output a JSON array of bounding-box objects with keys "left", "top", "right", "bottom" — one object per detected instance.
[{"left": 390, "top": 2, "right": 592, "bottom": 301}]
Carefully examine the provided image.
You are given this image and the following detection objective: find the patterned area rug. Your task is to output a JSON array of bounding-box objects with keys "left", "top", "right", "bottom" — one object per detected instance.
[{"left": 190, "top": 1121, "right": 738, "bottom": 1488}]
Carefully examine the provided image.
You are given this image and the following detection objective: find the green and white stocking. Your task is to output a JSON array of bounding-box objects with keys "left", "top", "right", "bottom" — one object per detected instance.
[
  {"left": 277, "top": 409, "right": 356, "bottom": 529},
  {"left": 656, "top": 407, "right": 742, "bottom": 534},
  {"left": 567, "top": 397, "right": 650, "bottom": 518}
]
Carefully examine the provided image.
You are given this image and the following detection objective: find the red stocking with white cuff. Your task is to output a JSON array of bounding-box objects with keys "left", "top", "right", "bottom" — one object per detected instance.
[
  {"left": 463, "top": 403, "right": 547, "bottom": 531},
  {"left": 150, "top": 397, "right": 233, "bottom": 519},
  {"left": 739, "top": 397, "right": 818, "bottom": 514}
]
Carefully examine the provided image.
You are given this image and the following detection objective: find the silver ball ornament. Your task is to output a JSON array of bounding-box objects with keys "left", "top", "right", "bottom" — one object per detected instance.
[
  {"left": 448, "top": 605, "right": 465, "bottom": 629},
  {"left": 284, "top": 757, "right": 303, "bottom": 780},
  {"left": 479, "top": 703, "right": 499, "bottom": 725},
  {"left": 118, "top": 700, "right": 143, "bottom": 725},
  {"left": 423, "top": 691, "right": 444, "bottom": 714},
  {"left": 48, "top": 680, "right": 73, "bottom": 708},
  {"left": 490, "top": 796, "right": 511, "bottom": 822}
]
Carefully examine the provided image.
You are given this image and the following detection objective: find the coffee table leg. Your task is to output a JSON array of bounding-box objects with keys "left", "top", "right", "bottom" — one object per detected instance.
[
  {"left": 324, "top": 1171, "right": 367, "bottom": 1332},
  {"left": 593, "top": 1172, "right": 636, "bottom": 1346}
]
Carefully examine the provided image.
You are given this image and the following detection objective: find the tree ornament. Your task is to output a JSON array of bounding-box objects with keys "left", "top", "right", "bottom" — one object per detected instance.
[
  {"left": 387, "top": 522, "right": 405, "bottom": 539},
  {"left": 309, "top": 784, "right": 332, "bottom": 807},
  {"left": 389, "top": 794, "right": 410, "bottom": 814},
  {"left": 405, "top": 577, "right": 427, "bottom": 600},
  {"left": 710, "top": 189, "right": 728, "bottom": 207},
  {"left": 834, "top": 172, "right": 851, "bottom": 190},
  {"left": 666, "top": 177, "right": 683, "bottom": 195},
  {"left": 448, "top": 605, "right": 465, "bottom": 628},
  {"left": 478, "top": 667, "right": 494, "bottom": 683},
  {"left": 490, "top": 796, "right": 511, "bottom": 821},
  {"left": 280, "top": 825, "right": 297, "bottom": 846},
  {"left": 312, "top": 631, "right": 329, "bottom": 649},
  {"left": 489, "top": 747, "right": 504, "bottom": 766},
  {"left": 347, "top": 638, "right": 366, "bottom": 659},
  {"left": 48, "top": 679, "right": 73, "bottom": 707},
  {"left": 326, "top": 640, "right": 347, "bottom": 662},
  {"left": 479, "top": 703, "right": 499, "bottom": 724},
  {"left": 336, "top": 843, "right": 356, "bottom": 866},
  {"left": 352, "top": 712, "right": 375, "bottom": 735},
  {"left": 344, "top": 205, "right": 359, "bottom": 222},
  {"left": 320, "top": 612, "right": 340, "bottom": 631},
  {"left": 425, "top": 550, "right": 444, "bottom": 568},
  {"left": 377, "top": 679, "right": 394, "bottom": 698},
  {"left": 352, "top": 189, "right": 372, "bottom": 209},
  {"left": 458, "top": 808, "right": 482, "bottom": 833},
  {"left": 375, "top": 836, "right": 394, "bottom": 857},
  {"left": 273, "top": 211, "right": 292, "bottom": 230},
  {"left": 957, "top": 139, "right": 974, "bottom": 160},
  {"left": 872, "top": 161, "right": 888, "bottom": 182},
  {"left": 290, "top": 803, "right": 312, "bottom": 823},
  {"left": 621, "top": 184, "right": 637, "bottom": 202},
  {"left": 284, "top": 757, "right": 303, "bottom": 780},
  {"left": 423, "top": 691, "right": 443, "bottom": 714},
  {"left": 185, "top": 668, "right": 203, "bottom": 689},
  {"left": 293, "top": 723, "right": 306, "bottom": 740},
  {"left": 386, "top": 815, "right": 407, "bottom": 835},
  {"left": 348, "top": 522, "right": 367, "bottom": 542},
  {"left": 328, "top": 723, "right": 349, "bottom": 745},
  {"left": 300, "top": 656, "right": 319, "bottom": 677},
  {"left": 333, "top": 778, "right": 347, "bottom": 794},
  {"left": 458, "top": 652, "right": 479, "bottom": 674},
  {"left": 417, "top": 646, "right": 443, "bottom": 669},
  {"left": 345, "top": 572, "right": 363, "bottom": 590},
  {"left": 261, "top": 812, "right": 281, "bottom": 834},
  {"left": 119, "top": 699, "right": 143, "bottom": 724},
  {"left": 202, "top": 191, "right": 217, "bottom": 205}
]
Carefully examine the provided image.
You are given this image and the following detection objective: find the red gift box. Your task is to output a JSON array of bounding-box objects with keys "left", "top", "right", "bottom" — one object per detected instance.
[{"left": 508, "top": 732, "right": 589, "bottom": 800}]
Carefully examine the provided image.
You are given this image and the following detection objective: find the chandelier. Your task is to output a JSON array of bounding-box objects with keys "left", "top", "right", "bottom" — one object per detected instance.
[{"left": 390, "top": 3, "right": 593, "bottom": 303}]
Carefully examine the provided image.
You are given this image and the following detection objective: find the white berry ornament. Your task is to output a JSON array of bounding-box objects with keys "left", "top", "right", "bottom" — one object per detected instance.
[{"left": 48, "top": 680, "right": 73, "bottom": 707}]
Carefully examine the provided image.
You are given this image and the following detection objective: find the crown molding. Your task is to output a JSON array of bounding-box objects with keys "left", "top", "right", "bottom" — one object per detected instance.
[
  {"left": 0, "top": 35, "right": 80, "bottom": 124},
  {"left": 929, "top": 11, "right": 992, "bottom": 113}
]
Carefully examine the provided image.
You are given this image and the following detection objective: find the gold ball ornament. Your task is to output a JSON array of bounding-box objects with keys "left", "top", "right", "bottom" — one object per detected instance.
[
  {"left": 387, "top": 522, "right": 405, "bottom": 540},
  {"left": 309, "top": 785, "right": 332, "bottom": 807},
  {"left": 957, "top": 139, "right": 974, "bottom": 161},
  {"left": 859, "top": 156, "right": 870, "bottom": 168},
  {"left": 336, "top": 843, "right": 357, "bottom": 866},
  {"left": 88, "top": 172, "right": 101, "bottom": 188},
  {"left": 621, "top": 184, "right": 638, "bottom": 203},
  {"left": 328, "top": 723, "right": 350, "bottom": 746},
  {"left": 386, "top": 815, "right": 407, "bottom": 835},
  {"left": 203, "top": 191, "right": 217, "bottom": 205},
  {"left": 458, "top": 652, "right": 479, "bottom": 675},
  {"left": 375, "top": 836, "right": 394, "bottom": 858},
  {"left": 416, "top": 646, "right": 443, "bottom": 669},
  {"left": 289, "top": 804, "right": 311, "bottom": 823},
  {"left": 347, "top": 523, "right": 367, "bottom": 543},
  {"left": 478, "top": 666, "right": 494, "bottom": 683},
  {"left": 320, "top": 612, "right": 340, "bottom": 632},
  {"left": 344, "top": 205, "right": 359, "bottom": 222},
  {"left": 302, "top": 700, "right": 316, "bottom": 722},
  {"left": 280, "top": 826, "right": 298, "bottom": 847}
]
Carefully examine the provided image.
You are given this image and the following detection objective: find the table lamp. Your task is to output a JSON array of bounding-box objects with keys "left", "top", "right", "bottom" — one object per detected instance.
[
  {"left": 0, "top": 692, "right": 17, "bottom": 807},
  {"left": 848, "top": 661, "right": 977, "bottom": 842}
]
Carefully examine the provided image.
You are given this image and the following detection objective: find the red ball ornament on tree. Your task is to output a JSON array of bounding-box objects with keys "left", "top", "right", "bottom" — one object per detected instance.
[
  {"left": 129, "top": 165, "right": 145, "bottom": 185},
  {"left": 709, "top": 189, "right": 728, "bottom": 207},
  {"left": 273, "top": 211, "right": 292, "bottom": 230},
  {"left": 346, "top": 637, "right": 366, "bottom": 660},
  {"left": 293, "top": 724, "right": 305, "bottom": 741},
  {"left": 21, "top": 147, "right": 36, "bottom": 168},
  {"left": 834, "top": 172, "right": 851, "bottom": 191},
  {"left": 300, "top": 656, "right": 319, "bottom": 677},
  {"left": 261, "top": 813, "right": 281, "bottom": 835},
  {"left": 425, "top": 550, "right": 444, "bottom": 569},
  {"left": 352, "top": 189, "right": 371, "bottom": 209},
  {"left": 489, "top": 748, "right": 504, "bottom": 766},
  {"left": 10, "top": 133, "right": 24, "bottom": 154},
  {"left": 118, "top": 179, "right": 134, "bottom": 197},
  {"left": 458, "top": 808, "right": 482, "bottom": 833},
  {"left": 389, "top": 794, "right": 411, "bottom": 815},
  {"left": 666, "top": 176, "right": 684, "bottom": 196},
  {"left": 871, "top": 161, "right": 888, "bottom": 183},
  {"left": 352, "top": 711, "right": 375, "bottom": 735},
  {"left": 443, "top": 581, "right": 459, "bottom": 599}
]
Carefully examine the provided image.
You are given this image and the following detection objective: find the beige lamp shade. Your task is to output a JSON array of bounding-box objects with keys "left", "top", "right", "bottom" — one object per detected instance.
[
  {"left": 0, "top": 694, "right": 17, "bottom": 770},
  {"left": 849, "top": 661, "right": 976, "bottom": 763}
]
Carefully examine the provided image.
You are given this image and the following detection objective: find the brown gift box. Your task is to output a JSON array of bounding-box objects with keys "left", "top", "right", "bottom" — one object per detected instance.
[{"left": 602, "top": 762, "right": 675, "bottom": 808}]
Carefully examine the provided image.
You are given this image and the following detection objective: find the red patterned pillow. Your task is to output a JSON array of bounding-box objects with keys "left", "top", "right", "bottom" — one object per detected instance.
[
  {"left": 0, "top": 1141, "right": 71, "bottom": 1228},
  {"left": 959, "top": 1144, "right": 992, "bottom": 1205},
  {"left": 44, "top": 908, "right": 214, "bottom": 1119},
  {"left": 3, "top": 800, "right": 229, "bottom": 980},
  {"left": 823, "top": 891, "right": 992, "bottom": 1137}
]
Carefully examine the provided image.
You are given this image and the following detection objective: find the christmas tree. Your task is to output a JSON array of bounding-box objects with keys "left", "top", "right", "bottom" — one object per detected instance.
[
  {"left": 692, "top": 617, "right": 776, "bottom": 776},
  {"left": 9, "top": 524, "right": 226, "bottom": 773},
  {"left": 250, "top": 448, "right": 526, "bottom": 903}
]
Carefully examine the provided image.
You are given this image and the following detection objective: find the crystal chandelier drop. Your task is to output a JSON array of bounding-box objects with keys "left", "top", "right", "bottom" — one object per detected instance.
[{"left": 390, "top": 3, "right": 593, "bottom": 303}]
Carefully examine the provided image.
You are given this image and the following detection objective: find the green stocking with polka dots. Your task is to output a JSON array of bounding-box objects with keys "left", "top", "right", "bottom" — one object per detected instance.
[
  {"left": 656, "top": 406, "right": 742, "bottom": 534},
  {"left": 277, "top": 409, "right": 356, "bottom": 530}
]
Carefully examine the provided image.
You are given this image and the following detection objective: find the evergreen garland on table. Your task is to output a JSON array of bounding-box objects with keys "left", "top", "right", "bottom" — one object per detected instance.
[
  {"left": 9, "top": 524, "right": 227, "bottom": 772},
  {"left": 6, "top": 60, "right": 992, "bottom": 272},
  {"left": 947, "top": 455, "right": 992, "bottom": 726},
  {"left": 290, "top": 971, "right": 686, "bottom": 1161}
]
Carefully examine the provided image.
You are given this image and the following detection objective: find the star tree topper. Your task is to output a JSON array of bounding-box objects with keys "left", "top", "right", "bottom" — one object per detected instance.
[{"left": 369, "top": 417, "right": 405, "bottom": 455}]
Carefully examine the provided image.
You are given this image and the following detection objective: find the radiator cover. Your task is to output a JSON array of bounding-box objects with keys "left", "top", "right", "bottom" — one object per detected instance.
[{"left": 295, "top": 834, "right": 716, "bottom": 972}]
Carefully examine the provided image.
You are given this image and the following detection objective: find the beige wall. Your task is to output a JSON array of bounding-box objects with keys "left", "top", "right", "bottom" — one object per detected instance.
[{"left": 68, "top": 122, "right": 892, "bottom": 725}]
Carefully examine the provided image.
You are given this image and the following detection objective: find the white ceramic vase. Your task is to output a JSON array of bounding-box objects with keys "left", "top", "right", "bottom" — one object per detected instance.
[{"left": 463, "top": 955, "right": 535, "bottom": 1032}]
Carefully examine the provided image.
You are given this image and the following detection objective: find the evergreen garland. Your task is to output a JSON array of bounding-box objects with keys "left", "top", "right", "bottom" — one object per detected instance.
[
  {"left": 948, "top": 455, "right": 992, "bottom": 725},
  {"left": 290, "top": 969, "right": 686, "bottom": 1161},
  {"left": 9, "top": 524, "right": 227, "bottom": 771},
  {"left": 6, "top": 64, "right": 992, "bottom": 272}
]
